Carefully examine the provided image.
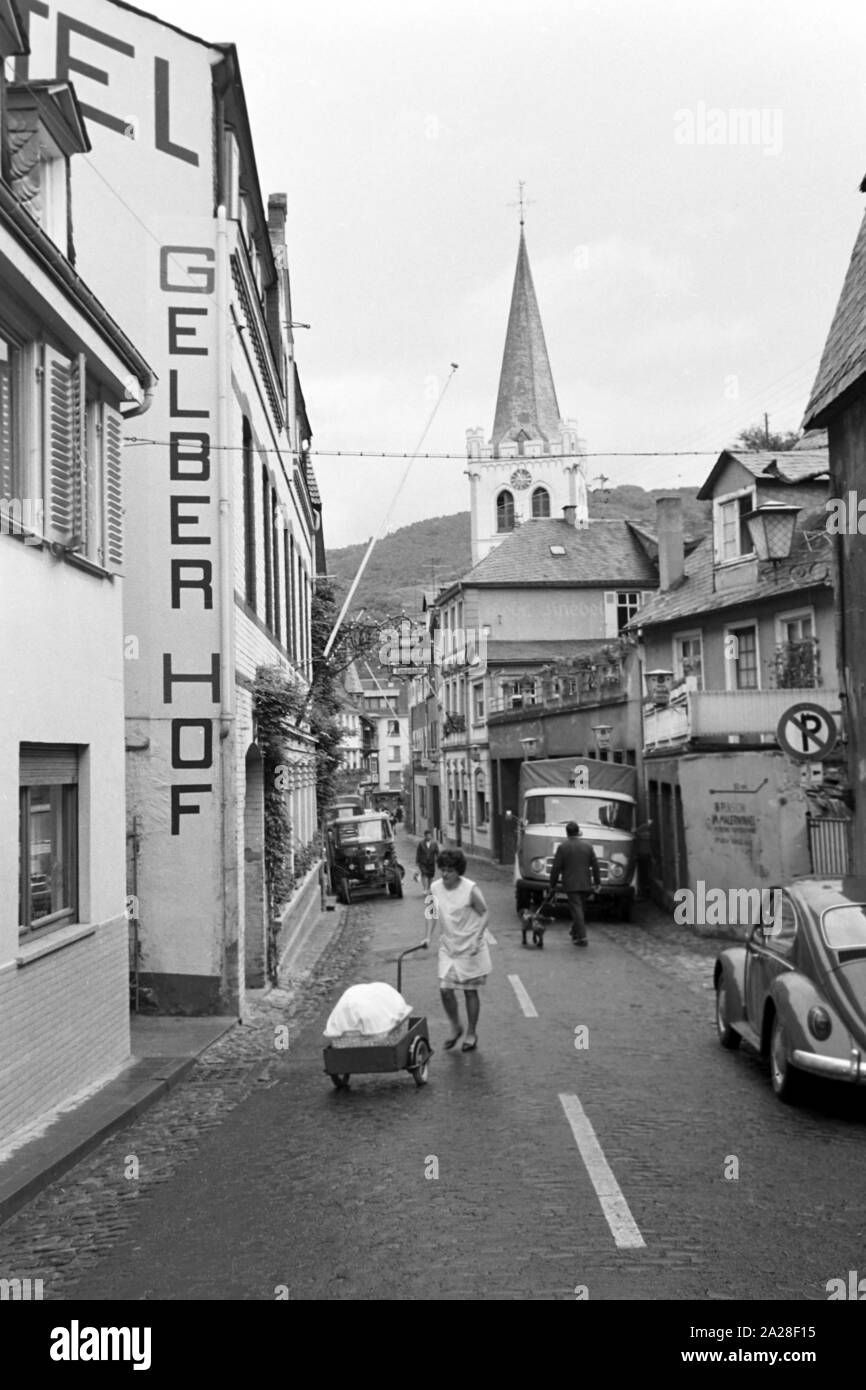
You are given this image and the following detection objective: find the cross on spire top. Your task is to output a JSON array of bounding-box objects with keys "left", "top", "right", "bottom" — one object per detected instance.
[{"left": 508, "top": 180, "right": 536, "bottom": 228}]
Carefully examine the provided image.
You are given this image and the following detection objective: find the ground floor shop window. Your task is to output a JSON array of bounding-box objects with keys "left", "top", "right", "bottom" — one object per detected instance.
[{"left": 19, "top": 744, "right": 79, "bottom": 935}]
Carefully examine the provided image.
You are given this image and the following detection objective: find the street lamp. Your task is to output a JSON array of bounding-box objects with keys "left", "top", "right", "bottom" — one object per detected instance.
[
  {"left": 742, "top": 503, "right": 800, "bottom": 565},
  {"left": 645, "top": 669, "right": 674, "bottom": 705}
]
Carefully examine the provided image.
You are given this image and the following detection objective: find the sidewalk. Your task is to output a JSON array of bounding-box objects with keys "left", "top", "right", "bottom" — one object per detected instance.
[{"left": 0, "top": 898, "right": 345, "bottom": 1227}]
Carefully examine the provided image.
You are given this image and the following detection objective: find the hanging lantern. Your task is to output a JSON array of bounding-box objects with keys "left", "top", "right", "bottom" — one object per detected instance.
[{"left": 742, "top": 503, "right": 800, "bottom": 564}]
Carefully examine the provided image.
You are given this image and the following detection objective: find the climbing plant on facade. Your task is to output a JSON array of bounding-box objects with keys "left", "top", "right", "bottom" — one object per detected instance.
[{"left": 252, "top": 665, "right": 305, "bottom": 926}]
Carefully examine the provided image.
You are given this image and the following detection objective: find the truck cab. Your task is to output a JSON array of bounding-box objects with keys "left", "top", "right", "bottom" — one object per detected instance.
[{"left": 514, "top": 785, "right": 638, "bottom": 921}]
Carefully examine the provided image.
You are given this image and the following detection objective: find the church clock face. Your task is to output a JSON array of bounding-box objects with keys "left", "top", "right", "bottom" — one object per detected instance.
[{"left": 509, "top": 467, "right": 532, "bottom": 491}]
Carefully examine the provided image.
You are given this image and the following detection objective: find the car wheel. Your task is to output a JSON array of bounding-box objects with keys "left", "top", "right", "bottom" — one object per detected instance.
[
  {"left": 338, "top": 877, "right": 352, "bottom": 905},
  {"left": 715, "top": 979, "right": 741, "bottom": 1050},
  {"left": 515, "top": 885, "right": 532, "bottom": 914},
  {"left": 770, "top": 1015, "right": 802, "bottom": 1104},
  {"left": 389, "top": 875, "right": 403, "bottom": 899},
  {"left": 619, "top": 896, "right": 633, "bottom": 923}
]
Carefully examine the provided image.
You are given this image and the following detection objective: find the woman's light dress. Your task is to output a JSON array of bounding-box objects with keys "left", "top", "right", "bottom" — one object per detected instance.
[{"left": 429, "top": 876, "right": 492, "bottom": 989}]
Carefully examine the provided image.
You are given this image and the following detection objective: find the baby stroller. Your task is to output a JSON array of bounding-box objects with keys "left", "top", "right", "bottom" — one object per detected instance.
[{"left": 520, "top": 893, "right": 555, "bottom": 949}]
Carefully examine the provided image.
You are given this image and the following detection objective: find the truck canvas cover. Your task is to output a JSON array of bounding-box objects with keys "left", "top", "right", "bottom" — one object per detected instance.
[{"left": 519, "top": 757, "right": 636, "bottom": 800}]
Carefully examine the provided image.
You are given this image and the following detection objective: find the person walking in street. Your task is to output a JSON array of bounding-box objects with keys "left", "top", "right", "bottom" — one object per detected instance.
[
  {"left": 548, "top": 821, "right": 601, "bottom": 947},
  {"left": 415, "top": 828, "right": 439, "bottom": 892},
  {"left": 424, "top": 848, "right": 491, "bottom": 1051}
]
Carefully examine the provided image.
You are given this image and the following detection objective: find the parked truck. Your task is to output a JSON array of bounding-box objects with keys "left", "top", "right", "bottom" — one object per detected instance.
[{"left": 512, "top": 757, "right": 639, "bottom": 921}]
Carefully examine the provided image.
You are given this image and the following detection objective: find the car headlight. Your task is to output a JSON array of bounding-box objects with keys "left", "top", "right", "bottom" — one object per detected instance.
[
  {"left": 530, "top": 858, "right": 547, "bottom": 874},
  {"left": 808, "top": 1006, "right": 832, "bottom": 1041}
]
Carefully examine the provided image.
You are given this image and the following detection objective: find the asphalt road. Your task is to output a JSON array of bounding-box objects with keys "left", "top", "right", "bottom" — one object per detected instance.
[{"left": 18, "top": 846, "right": 865, "bottom": 1302}]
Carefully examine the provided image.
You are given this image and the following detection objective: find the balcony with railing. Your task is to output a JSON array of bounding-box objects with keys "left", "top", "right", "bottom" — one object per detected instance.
[
  {"left": 644, "top": 684, "right": 842, "bottom": 752},
  {"left": 487, "top": 659, "right": 627, "bottom": 722},
  {"left": 442, "top": 712, "right": 467, "bottom": 743}
]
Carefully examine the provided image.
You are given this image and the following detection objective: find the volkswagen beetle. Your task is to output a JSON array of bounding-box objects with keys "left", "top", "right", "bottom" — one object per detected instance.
[{"left": 714, "top": 876, "right": 866, "bottom": 1104}]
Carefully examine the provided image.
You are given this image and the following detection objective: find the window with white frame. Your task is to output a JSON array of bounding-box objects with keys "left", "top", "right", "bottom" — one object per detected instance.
[
  {"left": 776, "top": 609, "right": 814, "bottom": 645},
  {"left": 715, "top": 489, "right": 756, "bottom": 563},
  {"left": 472, "top": 683, "right": 485, "bottom": 724},
  {"left": 616, "top": 591, "right": 641, "bottom": 631},
  {"left": 674, "top": 631, "right": 704, "bottom": 688},
  {"left": 775, "top": 608, "right": 818, "bottom": 687},
  {"left": 604, "top": 590, "right": 645, "bottom": 636},
  {"left": 726, "top": 623, "right": 759, "bottom": 690},
  {"left": 19, "top": 744, "right": 79, "bottom": 937}
]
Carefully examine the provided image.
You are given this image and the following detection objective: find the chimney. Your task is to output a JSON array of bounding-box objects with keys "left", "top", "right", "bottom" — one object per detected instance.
[
  {"left": 656, "top": 497, "right": 684, "bottom": 591},
  {"left": 562, "top": 503, "right": 577, "bottom": 527}
]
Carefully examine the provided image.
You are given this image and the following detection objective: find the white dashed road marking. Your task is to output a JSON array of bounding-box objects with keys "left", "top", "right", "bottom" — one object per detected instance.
[
  {"left": 558, "top": 1092, "right": 646, "bottom": 1249},
  {"left": 507, "top": 974, "right": 538, "bottom": 1018}
]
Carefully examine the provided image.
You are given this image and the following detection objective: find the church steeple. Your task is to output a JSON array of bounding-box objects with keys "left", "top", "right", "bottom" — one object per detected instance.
[
  {"left": 491, "top": 229, "right": 561, "bottom": 452},
  {"left": 465, "top": 217, "right": 587, "bottom": 566}
]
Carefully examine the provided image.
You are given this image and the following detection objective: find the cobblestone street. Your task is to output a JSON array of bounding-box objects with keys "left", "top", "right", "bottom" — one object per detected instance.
[
  {"left": 2, "top": 855, "right": 866, "bottom": 1302},
  {"left": 0, "top": 905, "right": 375, "bottom": 1298}
]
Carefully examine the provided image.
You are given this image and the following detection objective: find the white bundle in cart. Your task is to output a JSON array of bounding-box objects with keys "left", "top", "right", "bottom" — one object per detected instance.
[{"left": 324, "top": 982, "right": 413, "bottom": 1048}]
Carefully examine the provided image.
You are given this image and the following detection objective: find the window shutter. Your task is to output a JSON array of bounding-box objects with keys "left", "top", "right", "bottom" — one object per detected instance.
[
  {"left": 71, "top": 353, "right": 85, "bottom": 543},
  {"left": 20, "top": 743, "right": 79, "bottom": 785},
  {"left": 604, "top": 591, "right": 618, "bottom": 638},
  {"left": 44, "top": 345, "right": 75, "bottom": 542},
  {"left": 102, "top": 401, "right": 124, "bottom": 572},
  {"left": 0, "top": 357, "right": 13, "bottom": 499}
]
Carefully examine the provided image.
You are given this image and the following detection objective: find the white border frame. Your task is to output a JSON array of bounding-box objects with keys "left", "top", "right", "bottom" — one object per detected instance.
[
  {"left": 724, "top": 619, "right": 761, "bottom": 691},
  {"left": 713, "top": 485, "right": 756, "bottom": 566},
  {"left": 672, "top": 628, "right": 704, "bottom": 686}
]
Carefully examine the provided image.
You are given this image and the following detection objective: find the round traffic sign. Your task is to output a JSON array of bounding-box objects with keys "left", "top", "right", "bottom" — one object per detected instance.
[{"left": 776, "top": 702, "right": 838, "bottom": 762}]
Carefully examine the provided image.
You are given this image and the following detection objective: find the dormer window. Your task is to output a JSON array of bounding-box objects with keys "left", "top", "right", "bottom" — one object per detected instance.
[
  {"left": 6, "top": 83, "right": 90, "bottom": 256},
  {"left": 715, "top": 488, "right": 756, "bottom": 563},
  {"left": 222, "top": 128, "right": 241, "bottom": 218}
]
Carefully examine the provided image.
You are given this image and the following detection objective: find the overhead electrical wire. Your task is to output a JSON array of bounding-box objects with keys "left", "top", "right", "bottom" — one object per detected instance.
[{"left": 124, "top": 439, "right": 825, "bottom": 459}]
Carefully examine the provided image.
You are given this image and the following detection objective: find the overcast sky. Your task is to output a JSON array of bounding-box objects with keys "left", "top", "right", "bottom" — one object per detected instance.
[{"left": 145, "top": 0, "right": 866, "bottom": 550}]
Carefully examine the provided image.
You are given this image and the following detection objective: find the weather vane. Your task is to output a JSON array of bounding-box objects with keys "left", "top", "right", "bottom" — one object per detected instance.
[{"left": 508, "top": 180, "right": 536, "bottom": 227}]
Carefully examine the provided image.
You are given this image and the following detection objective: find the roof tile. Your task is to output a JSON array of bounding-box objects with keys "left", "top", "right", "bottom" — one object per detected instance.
[
  {"left": 804, "top": 207, "right": 866, "bottom": 426},
  {"left": 630, "top": 505, "right": 833, "bottom": 630},
  {"left": 459, "top": 517, "right": 658, "bottom": 587}
]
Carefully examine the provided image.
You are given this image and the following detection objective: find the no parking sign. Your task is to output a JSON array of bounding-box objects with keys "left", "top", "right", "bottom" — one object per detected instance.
[{"left": 776, "top": 702, "right": 838, "bottom": 762}]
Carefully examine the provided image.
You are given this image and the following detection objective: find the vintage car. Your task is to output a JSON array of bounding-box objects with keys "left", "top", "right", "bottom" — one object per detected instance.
[
  {"left": 324, "top": 796, "right": 366, "bottom": 823},
  {"left": 714, "top": 876, "right": 866, "bottom": 1104},
  {"left": 326, "top": 812, "right": 404, "bottom": 904}
]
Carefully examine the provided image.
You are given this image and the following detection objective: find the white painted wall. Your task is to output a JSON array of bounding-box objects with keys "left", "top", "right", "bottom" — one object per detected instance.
[{"left": 0, "top": 519, "right": 129, "bottom": 1140}]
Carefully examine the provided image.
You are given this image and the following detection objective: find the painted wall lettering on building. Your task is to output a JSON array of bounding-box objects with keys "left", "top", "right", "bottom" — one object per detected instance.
[
  {"left": 14, "top": 3, "right": 199, "bottom": 163},
  {"left": 161, "top": 243, "right": 218, "bottom": 835}
]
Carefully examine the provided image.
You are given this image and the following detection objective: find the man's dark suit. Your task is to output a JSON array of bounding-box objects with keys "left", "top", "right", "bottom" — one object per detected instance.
[{"left": 548, "top": 836, "right": 601, "bottom": 944}]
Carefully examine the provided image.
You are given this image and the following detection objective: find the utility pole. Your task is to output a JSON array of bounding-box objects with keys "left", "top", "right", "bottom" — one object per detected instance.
[{"left": 764, "top": 413, "right": 770, "bottom": 448}]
